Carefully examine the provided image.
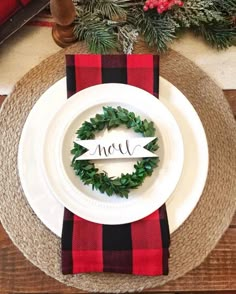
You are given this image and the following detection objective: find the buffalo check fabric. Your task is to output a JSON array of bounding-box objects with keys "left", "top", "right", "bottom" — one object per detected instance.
[
  {"left": 66, "top": 54, "right": 159, "bottom": 98},
  {"left": 62, "top": 54, "right": 170, "bottom": 276}
]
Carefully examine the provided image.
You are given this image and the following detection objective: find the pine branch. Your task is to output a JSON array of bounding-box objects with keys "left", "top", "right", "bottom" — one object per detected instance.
[
  {"left": 86, "top": 0, "right": 126, "bottom": 18},
  {"left": 74, "top": 11, "right": 118, "bottom": 53},
  {"left": 128, "top": 7, "right": 176, "bottom": 52},
  {"left": 212, "top": 0, "right": 236, "bottom": 15},
  {"left": 168, "top": 0, "right": 225, "bottom": 28},
  {"left": 76, "top": 0, "right": 137, "bottom": 19},
  {"left": 194, "top": 20, "right": 236, "bottom": 49}
]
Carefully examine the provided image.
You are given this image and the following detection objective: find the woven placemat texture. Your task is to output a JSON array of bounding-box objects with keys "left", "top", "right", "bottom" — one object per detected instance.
[{"left": 0, "top": 42, "right": 236, "bottom": 293}]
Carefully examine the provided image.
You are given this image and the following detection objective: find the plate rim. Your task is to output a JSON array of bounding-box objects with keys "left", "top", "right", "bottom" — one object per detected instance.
[{"left": 17, "top": 77, "right": 208, "bottom": 236}]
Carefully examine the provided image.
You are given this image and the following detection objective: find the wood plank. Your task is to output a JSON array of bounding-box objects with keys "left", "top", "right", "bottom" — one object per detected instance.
[
  {"left": 231, "top": 213, "right": 236, "bottom": 227},
  {"left": 0, "top": 95, "right": 7, "bottom": 107},
  {"left": 224, "top": 90, "right": 236, "bottom": 117}
]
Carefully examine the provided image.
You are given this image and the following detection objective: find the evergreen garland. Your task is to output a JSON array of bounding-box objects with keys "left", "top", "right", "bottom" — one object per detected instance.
[{"left": 73, "top": 0, "right": 236, "bottom": 53}]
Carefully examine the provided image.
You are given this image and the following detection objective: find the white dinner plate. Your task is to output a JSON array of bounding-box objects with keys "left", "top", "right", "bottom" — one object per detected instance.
[
  {"left": 41, "top": 83, "right": 184, "bottom": 224},
  {"left": 18, "top": 77, "right": 208, "bottom": 236}
]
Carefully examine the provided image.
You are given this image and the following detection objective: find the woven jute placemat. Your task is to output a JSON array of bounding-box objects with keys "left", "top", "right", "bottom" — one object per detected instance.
[{"left": 0, "top": 42, "right": 236, "bottom": 293}]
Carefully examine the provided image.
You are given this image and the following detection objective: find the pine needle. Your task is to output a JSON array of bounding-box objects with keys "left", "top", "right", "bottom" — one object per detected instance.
[
  {"left": 194, "top": 21, "right": 236, "bottom": 49},
  {"left": 74, "top": 11, "right": 117, "bottom": 53},
  {"left": 128, "top": 8, "right": 176, "bottom": 52}
]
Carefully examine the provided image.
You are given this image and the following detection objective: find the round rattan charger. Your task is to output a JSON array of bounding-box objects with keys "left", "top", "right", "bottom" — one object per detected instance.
[{"left": 0, "top": 42, "right": 236, "bottom": 293}]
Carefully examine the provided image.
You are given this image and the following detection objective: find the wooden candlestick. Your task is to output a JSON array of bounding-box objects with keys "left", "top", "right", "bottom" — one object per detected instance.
[{"left": 50, "top": 0, "right": 77, "bottom": 47}]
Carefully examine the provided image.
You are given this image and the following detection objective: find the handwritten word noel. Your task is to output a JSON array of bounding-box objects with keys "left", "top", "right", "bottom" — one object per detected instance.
[{"left": 74, "top": 137, "right": 157, "bottom": 160}]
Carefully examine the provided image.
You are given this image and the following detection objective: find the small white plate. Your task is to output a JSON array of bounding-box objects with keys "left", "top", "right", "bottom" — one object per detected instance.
[
  {"left": 41, "top": 83, "right": 184, "bottom": 224},
  {"left": 18, "top": 77, "right": 208, "bottom": 236}
]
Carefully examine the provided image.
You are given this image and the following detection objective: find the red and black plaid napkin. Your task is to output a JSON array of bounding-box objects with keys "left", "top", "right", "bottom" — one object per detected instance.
[{"left": 62, "top": 54, "right": 170, "bottom": 276}]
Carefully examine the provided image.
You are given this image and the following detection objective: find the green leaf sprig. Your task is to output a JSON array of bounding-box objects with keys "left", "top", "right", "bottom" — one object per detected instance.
[{"left": 71, "top": 106, "right": 159, "bottom": 198}]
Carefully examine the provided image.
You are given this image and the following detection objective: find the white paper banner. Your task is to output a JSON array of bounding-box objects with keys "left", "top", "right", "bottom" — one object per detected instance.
[{"left": 74, "top": 137, "right": 157, "bottom": 160}]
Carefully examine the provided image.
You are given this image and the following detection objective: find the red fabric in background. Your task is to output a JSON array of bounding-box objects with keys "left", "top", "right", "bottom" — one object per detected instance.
[
  {"left": 20, "top": 0, "right": 32, "bottom": 5},
  {"left": 0, "top": 0, "right": 20, "bottom": 25},
  {"left": 0, "top": 0, "right": 32, "bottom": 26}
]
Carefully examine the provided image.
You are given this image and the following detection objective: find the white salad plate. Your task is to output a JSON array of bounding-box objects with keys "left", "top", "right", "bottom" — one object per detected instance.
[
  {"left": 41, "top": 83, "right": 184, "bottom": 225},
  {"left": 18, "top": 77, "right": 208, "bottom": 236}
]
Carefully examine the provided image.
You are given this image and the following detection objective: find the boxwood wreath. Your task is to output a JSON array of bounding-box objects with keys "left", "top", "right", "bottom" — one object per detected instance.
[
  {"left": 73, "top": 0, "right": 236, "bottom": 54},
  {"left": 71, "top": 106, "right": 159, "bottom": 198}
]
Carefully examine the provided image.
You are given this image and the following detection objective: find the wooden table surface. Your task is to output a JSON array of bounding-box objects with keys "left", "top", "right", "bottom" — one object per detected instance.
[{"left": 0, "top": 91, "right": 235, "bottom": 293}]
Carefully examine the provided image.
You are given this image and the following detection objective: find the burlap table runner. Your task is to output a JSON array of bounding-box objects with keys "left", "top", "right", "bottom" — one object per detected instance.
[{"left": 0, "top": 42, "right": 236, "bottom": 293}]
